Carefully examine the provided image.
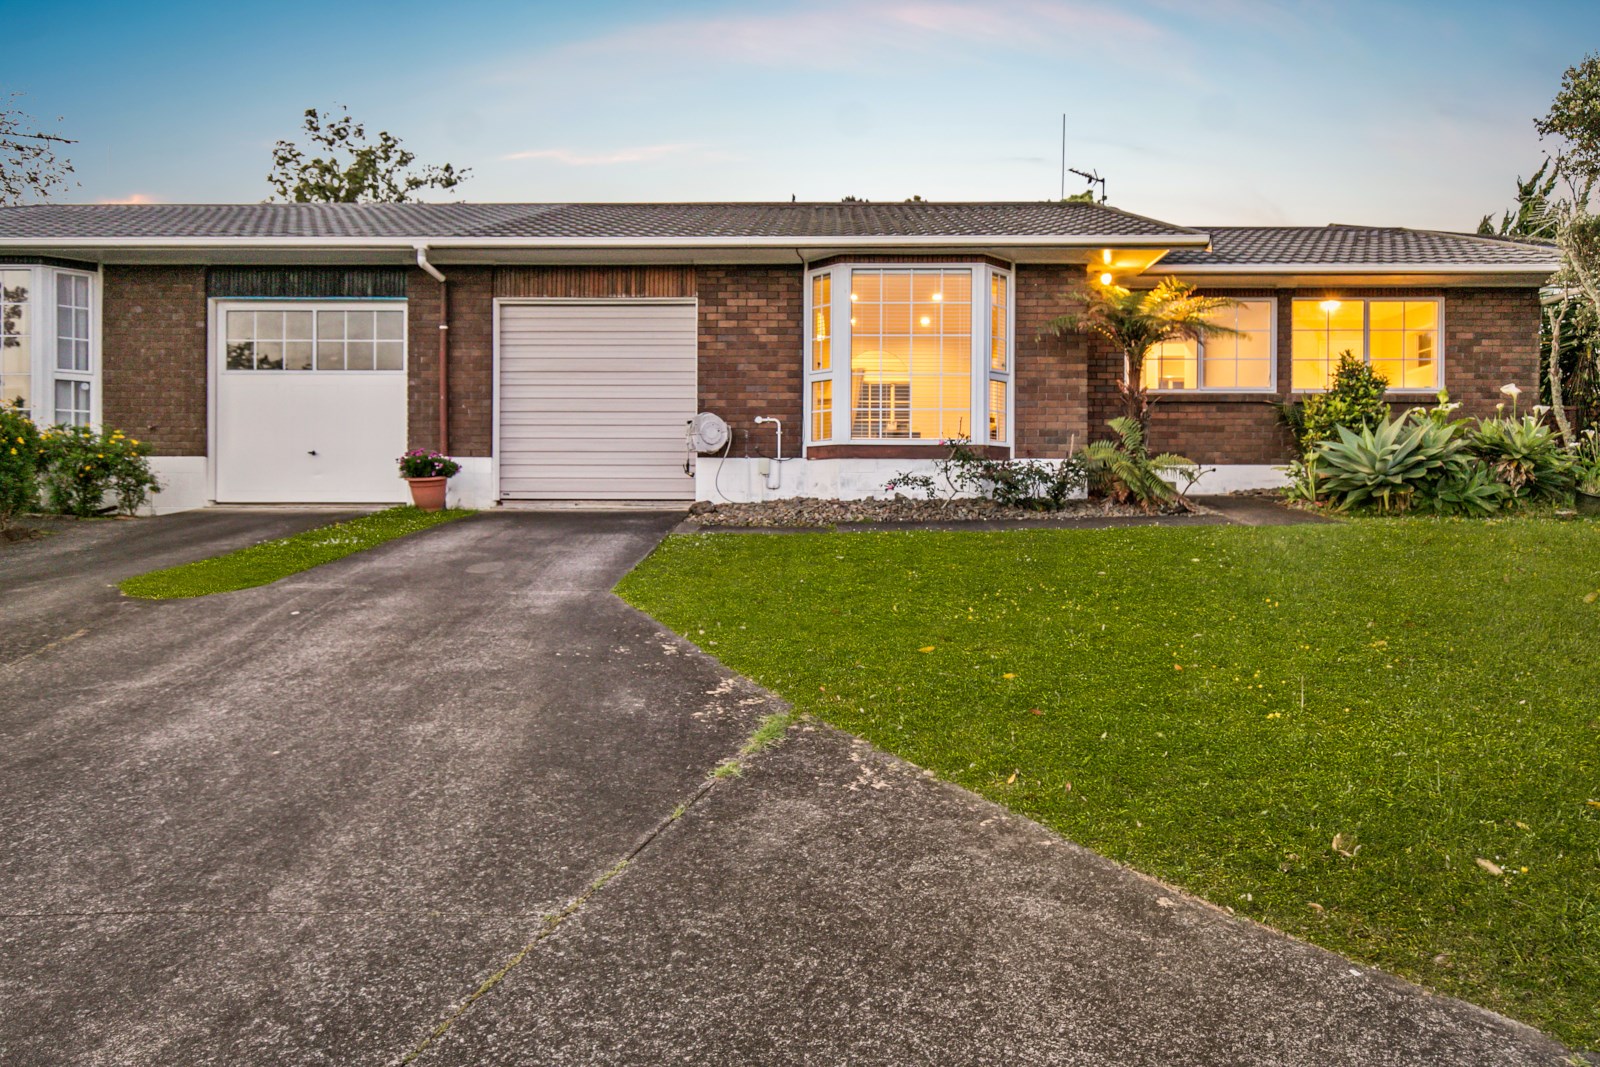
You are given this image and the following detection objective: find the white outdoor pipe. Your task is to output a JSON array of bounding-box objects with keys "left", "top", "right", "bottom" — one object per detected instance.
[{"left": 753, "top": 416, "right": 782, "bottom": 490}]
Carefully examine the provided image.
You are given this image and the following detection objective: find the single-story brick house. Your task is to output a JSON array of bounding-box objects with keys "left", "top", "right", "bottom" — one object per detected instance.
[{"left": 0, "top": 202, "right": 1557, "bottom": 510}]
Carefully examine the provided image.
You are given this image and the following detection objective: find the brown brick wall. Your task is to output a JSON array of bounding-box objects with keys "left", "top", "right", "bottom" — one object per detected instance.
[
  {"left": 101, "top": 265, "right": 208, "bottom": 456},
  {"left": 1132, "top": 285, "right": 1542, "bottom": 464},
  {"left": 94, "top": 262, "right": 1545, "bottom": 474},
  {"left": 407, "top": 266, "right": 493, "bottom": 457},
  {"left": 697, "top": 266, "right": 804, "bottom": 458},
  {"left": 1014, "top": 265, "right": 1090, "bottom": 458}
]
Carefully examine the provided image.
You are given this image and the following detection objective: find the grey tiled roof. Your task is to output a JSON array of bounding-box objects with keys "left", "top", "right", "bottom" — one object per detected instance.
[
  {"left": 1156, "top": 225, "right": 1557, "bottom": 268},
  {"left": 0, "top": 201, "right": 1200, "bottom": 240}
]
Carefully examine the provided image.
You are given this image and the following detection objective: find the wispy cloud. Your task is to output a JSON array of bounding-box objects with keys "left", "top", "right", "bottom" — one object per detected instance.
[
  {"left": 508, "top": 0, "right": 1172, "bottom": 77},
  {"left": 96, "top": 192, "right": 159, "bottom": 204},
  {"left": 503, "top": 143, "right": 697, "bottom": 166}
]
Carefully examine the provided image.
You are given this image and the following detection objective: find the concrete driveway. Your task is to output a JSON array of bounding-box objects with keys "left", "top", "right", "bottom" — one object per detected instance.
[{"left": 0, "top": 512, "right": 1583, "bottom": 1065}]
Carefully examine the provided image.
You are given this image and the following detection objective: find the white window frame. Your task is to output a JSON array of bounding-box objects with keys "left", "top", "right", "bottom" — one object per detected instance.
[
  {"left": 1145, "top": 297, "right": 1278, "bottom": 394},
  {"left": 214, "top": 300, "right": 408, "bottom": 375},
  {"left": 0, "top": 264, "right": 102, "bottom": 428},
  {"left": 1290, "top": 296, "right": 1446, "bottom": 394},
  {"left": 802, "top": 261, "right": 1013, "bottom": 451}
]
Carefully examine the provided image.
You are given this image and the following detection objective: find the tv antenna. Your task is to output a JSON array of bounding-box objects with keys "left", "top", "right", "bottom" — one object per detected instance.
[
  {"left": 1067, "top": 166, "right": 1107, "bottom": 204},
  {"left": 1058, "top": 114, "right": 1107, "bottom": 203}
]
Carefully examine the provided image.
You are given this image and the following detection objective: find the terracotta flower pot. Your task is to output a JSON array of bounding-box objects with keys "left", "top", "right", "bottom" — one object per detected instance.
[{"left": 406, "top": 476, "right": 448, "bottom": 512}]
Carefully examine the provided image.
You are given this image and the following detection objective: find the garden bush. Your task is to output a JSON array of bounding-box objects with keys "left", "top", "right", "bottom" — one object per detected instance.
[
  {"left": 888, "top": 437, "right": 1086, "bottom": 511},
  {"left": 0, "top": 401, "right": 43, "bottom": 530},
  {"left": 1079, "top": 417, "right": 1200, "bottom": 509},
  {"left": 1311, "top": 413, "right": 1468, "bottom": 512},
  {"left": 1465, "top": 413, "right": 1575, "bottom": 501},
  {"left": 38, "top": 424, "right": 159, "bottom": 517},
  {"left": 1280, "top": 351, "right": 1390, "bottom": 456}
]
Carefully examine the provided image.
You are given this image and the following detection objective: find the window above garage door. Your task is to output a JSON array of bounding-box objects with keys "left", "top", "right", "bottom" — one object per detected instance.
[{"left": 223, "top": 306, "right": 406, "bottom": 372}]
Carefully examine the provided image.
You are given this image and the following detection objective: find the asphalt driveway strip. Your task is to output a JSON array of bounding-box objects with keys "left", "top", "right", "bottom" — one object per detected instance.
[{"left": 0, "top": 511, "right": 1586, "bottom": 1065}]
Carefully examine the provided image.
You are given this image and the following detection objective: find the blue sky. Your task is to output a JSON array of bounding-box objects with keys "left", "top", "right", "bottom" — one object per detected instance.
[{"left": 8, "top": 0, "right": 1596, "bottom": 228}]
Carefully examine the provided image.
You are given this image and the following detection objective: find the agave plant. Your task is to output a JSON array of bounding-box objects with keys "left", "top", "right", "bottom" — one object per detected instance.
[
  {"left": 1312, "top": 415, "right": 1468, "bottom": 512},
  {"left": 1080, "top": 417, "right": 1197, "bottom": 510},
  {"left": 1466, "top": 415, "right": 1575, "bottom": 501}
]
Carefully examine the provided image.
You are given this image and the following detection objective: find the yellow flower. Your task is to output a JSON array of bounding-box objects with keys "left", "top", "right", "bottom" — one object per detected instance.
[
  {"left": 7, "top": 448, "right": 15, "bottom": 455},
  {"left": 131, "top": 439, "right": 139, "bottom": 445}
]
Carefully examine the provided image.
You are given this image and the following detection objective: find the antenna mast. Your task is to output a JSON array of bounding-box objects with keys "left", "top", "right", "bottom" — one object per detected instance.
[{"left": 1059, "top": 114, "right": 1066, "bottom": 200}]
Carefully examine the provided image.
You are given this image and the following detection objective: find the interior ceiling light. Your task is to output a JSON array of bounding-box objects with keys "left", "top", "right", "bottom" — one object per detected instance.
[
  {"left": 1320, "top": 299, "right": 1342, "bottom": 313},
  {"left": 1099, "top": 272, "right": 1114, "bottom": 286},
  {"left": 931, "top": 292, "right": 943, "bottom": 301},
  {"left": 1102, "top": 249, "right": 1113, "bottom": 264},
  {"left": 850, "top": 293, "right": 859, "bottom": 302},
  {"left": 919, "top": 315, "right": 932, "bottom": 327}
]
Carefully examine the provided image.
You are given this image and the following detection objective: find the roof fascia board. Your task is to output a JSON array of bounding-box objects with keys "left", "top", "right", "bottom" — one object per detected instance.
[
  {"left": 0, "top": 232, "right": 1213, "bottom": 251},
  {"left": 1133, "top": 270, "right": 1555, "bottom": 287},
  {"left": 1145, "top": 262, "right": 1557, "bottom": 275}
]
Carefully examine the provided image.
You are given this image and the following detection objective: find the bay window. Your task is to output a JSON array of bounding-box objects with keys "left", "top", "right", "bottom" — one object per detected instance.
[
  {"left": 805, "top": 263, "right": 1011, "bottom": 446},
  {"left": 1142, "top": 298, "right": 1275, "bottom": 391},
  {"left": 1292, "top": 298, "right": 1441, "bottom": 391},
  {"left": 0, "top": 264, "right": 98, "bottom": 426}
]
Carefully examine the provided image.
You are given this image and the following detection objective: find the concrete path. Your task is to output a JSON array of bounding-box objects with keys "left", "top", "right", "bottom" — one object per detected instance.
[{"left": 0, "top": 512, "right": 1581, "bottom": 1065}]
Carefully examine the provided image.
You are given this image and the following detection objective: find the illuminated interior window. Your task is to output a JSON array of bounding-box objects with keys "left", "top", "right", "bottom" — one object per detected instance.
[
  {"left": 847, "top": 268, "right": 972, "bottom": 441},
  {"left": 811, "top": 273, "right": 831, "bottom": 372},
  {"left": 811, "top": 378, "right": 832, "bottom": 440},
  {"left": 1142, "top": 299, "right": 1273, "bottom": 391},
  {"left": 1291, "top": 298, "right": 1440, "bottom": 391},
  {"left": 805, "top": 264, "right": 1010, "bottom": 445}
]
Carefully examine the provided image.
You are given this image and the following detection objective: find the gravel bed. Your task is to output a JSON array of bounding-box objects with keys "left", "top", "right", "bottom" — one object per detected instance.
[{"left": 684, "top": 496, "right": 1209, "bottom": 528}]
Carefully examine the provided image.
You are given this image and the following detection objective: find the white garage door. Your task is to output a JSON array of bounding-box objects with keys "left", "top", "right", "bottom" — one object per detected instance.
[
  {"left": 498, "top": 301, "right": 696, "bottom": 501},
  {"left": 215, "top": 303, "right": 409, "bottom": 504}
]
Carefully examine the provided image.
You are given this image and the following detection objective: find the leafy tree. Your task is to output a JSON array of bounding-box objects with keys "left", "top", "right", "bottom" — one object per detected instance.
[
  {"left": 1536, "top": 53, "right": 1600, "bottom": 187},
  {"left": 1050, "top": 277, "right": 1240, "bottom": 427},
  {"left": 1061, "top": 190, "right": 1097, "bottom": 204},
  {"left": 0, "top": 92, "right": 74, "bottom": 205},
  {"left": 268, "top": 106, "right": 469, "bottom": 203},
  {"left": 1477, "top": 159, "right": 1561, "bottom": 239}
]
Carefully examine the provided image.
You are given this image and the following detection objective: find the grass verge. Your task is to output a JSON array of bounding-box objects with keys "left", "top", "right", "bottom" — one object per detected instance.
[
  {"left": 618, "top": 517, "right": 1600, "bottom": 1049},
  {"left": 119, "top": 506, "right": 471, "bottom": 598}
]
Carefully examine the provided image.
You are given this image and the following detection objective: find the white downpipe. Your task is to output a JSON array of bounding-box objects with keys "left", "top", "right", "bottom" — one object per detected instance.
[
  {"left": 753, "top": 416, "right": 782, "bottom": 490},
  {"left": 413, "top": 243, "right": 446, "bottom": 283}
]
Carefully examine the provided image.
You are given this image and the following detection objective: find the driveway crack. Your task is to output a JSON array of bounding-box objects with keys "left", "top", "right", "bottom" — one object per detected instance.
[{"left": 395, "top": 709, "right": 797, "bottom": 1064}]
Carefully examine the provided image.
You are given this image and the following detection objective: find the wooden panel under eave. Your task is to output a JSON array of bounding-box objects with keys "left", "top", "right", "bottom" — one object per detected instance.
[{"left": 494, "top": 266, "right": 697, "bottom": 299}]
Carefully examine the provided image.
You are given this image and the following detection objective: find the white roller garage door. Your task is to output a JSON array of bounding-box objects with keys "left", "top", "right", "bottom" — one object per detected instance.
[{"left": 498, "top": 301, "right": 697, "bottom": 501}]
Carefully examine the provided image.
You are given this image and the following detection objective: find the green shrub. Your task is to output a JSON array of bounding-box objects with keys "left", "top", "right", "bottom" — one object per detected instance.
[
  {"left": 1573, "top": 429, "right": 1600, "bottom": 493},
  {"left": 1080, "top": 417, "right": 1197, "bottom": 510},
  {"left": 1413, "top": 460, "right": 1510, "bottom": 517},
  {"left": 39, "top": 424, "right": 160, "bottom": 517},
  {"left": 1312, "top": 414, "right": 1468, "bottom": 512},
  {"left": 1282, "top": 351, "right": 1390, "bottom": 456},
  {"left": 887, "top": 437, "right": 1086, "bottom": 511},
  {"left": 0, "top": 401, "right": 44, "bottom": 529},
  {"left": 1466, "top": 414, "right": 1574, "bottom": 502}
]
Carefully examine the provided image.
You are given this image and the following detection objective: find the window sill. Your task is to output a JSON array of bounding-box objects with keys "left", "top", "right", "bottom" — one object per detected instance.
[
  {"left": 1149, "top": 391, "right": 1280, "bottom": 403},
  {"left": 806, "top": 442, "right": 1009, "bottom": 460}
]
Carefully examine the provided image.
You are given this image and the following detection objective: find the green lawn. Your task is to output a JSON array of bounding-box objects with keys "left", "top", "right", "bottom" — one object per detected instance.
[
  {"left": 618, "top": 518, "right": 1600, "bottom": 1049},
  {"left": 120, "top": 506, "right": 471, "bottom": 598}
]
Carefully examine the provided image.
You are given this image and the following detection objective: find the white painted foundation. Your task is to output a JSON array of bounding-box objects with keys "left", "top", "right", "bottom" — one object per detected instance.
[
  {"left": 143, "top": 457, "right": 209, "bottom": 514},
  {"left": 446, "top": 457, "right": 496, "bottom": 510},
  {"left": 696, "top": 457, "right": 1290, "bottom": 504},
  {"left": 1184, "top": 464, "right": 1292, "bottom": 494}
]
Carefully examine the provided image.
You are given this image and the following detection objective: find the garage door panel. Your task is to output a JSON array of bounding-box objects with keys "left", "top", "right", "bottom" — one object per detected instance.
[{"left": 498, "top": 302, "right": 696, "bottom": 501}]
